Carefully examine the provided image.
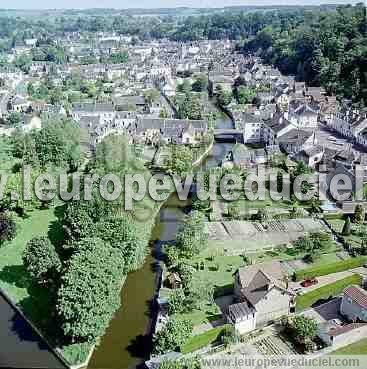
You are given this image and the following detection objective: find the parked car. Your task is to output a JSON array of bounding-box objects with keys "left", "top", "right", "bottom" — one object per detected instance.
[{"left": 301, "top": 278, "right": 318, "bottom": 287}]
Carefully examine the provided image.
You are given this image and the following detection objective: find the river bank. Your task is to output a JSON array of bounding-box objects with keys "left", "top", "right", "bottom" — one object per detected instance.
[{"left": 87, "top": 110, "right": 235, "bottom": 369}]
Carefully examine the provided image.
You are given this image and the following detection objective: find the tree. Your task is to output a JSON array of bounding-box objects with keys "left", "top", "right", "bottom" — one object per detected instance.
[
  {"left": 220, "top": 325, "right": 239, "bottom": 347},
  {"left": 354, "top": 204, "right": 365, "bottom": 224},
  {"left": 6, "top": 112, "right": 22, "bottom": 126},
  {"left": 185, "top": 278, "right": 214, "bottom": 310},
  {"left": 342, "top": 217, "right": 352, "bottom": 236},
  {"left": 165, "top": 246, "right": 181, "bottom": 267},
  {"left": 288, "top": 316, "right": 317, "bottom": 343},
  {"left": 23, "top": 237, "right": 61, "bottom": 284},
  {"left": 166, "top": 145, "right": 194, "bottom": 177},
  {"left": 177, "top": 93, "right": 202, "bottom": 120},
  {"left": 96, "top": 216, "right": 148, "bottom": 273},
  {"left": 168, "top": 289, "right": 186, "bottom": 314},
  {"left": 177, "top": 262, "right": 195, "bottom": 287},
  {"left": 216, "top": 86, "right": 232, "bottom": 107},
  {"left": 176, "top": 211, "right": 208, "bottom": 258},
  {"left": 57, "top": 238, "right": 125, "bottom": 342},
  {"left": 153, "top": 318, "right": 193, "bottom": 354},
  {"left": 236, "top": 86, "right": 256, "bottom": 104},
  {"left": 0, "top": 212, "right": 16, "bottom": 246},
  {"left": 191, "top": 74, "right": 208, "bottom": 92},
  {"left": 294, "top": 232, "right": 330, "bottom": 260}
]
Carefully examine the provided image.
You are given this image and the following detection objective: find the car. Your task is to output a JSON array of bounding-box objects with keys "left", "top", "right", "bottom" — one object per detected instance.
[{"left": 301, "top": 278, "right": 318, "bottom": 288}]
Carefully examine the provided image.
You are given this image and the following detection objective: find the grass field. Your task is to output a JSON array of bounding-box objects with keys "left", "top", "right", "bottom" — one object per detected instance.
[
  {"left": 181, "top": 325, "right": 228, "bottom": 354},
  {"left": 295, "top": 274, "right": 362, "bottom": 312},
  {"left": 0, "top": 207, "right": 63, "bottom": 328},
  {"left": 0, "top": 206, "right": 92, "bottom": 364},
  {"left": 294, "top": 257, "right": 367, "bottom": 281},
  {"left": 331, "top": 338, "right": 367, "bottom": 355}
]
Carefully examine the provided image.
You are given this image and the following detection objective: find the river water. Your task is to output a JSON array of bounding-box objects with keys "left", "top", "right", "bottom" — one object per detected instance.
[{"left": 88, "top": 112, "right": 234, "bottom": 369}]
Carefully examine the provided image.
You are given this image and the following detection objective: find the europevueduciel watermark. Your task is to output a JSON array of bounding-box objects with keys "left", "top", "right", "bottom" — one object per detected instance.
[{"left": 0, "top": 164, "right": 365, "bottom": 213}]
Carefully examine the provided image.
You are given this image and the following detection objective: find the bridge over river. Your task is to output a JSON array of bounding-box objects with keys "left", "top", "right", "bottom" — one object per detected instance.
[{"left": 214, "top": 128, "right": 243, "bottom": 142}]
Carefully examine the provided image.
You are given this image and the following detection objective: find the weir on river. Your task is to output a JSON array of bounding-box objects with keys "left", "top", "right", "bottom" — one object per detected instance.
[{"left": 88, "top": 112, "right": 235, "bottom": 369}]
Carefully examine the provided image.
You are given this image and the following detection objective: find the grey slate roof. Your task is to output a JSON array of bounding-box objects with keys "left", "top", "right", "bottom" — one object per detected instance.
[
  {"left": 73, "top": 103, "right": 114, "bottom": 113},
  {"left": 228, "top": 301, "right": 256, "bottom": 321}
]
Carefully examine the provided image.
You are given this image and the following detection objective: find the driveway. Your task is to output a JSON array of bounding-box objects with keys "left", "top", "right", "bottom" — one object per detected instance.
[{"left": 290, "top": 267, "right": 367, "bottom": 294}]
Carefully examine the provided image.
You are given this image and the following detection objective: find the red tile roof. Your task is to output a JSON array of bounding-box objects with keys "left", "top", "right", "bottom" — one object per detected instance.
[{"left": 344, "top": 285, "right": 367, "bottom": 309}]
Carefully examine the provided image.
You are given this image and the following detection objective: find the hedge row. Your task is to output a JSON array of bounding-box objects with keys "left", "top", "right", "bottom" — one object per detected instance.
[
  {"left": 294, "top": 257, "right": 367, "bottom": 281},
  {"left": 296, "top": 274, "right": 362, "bottom": 312},
  {"left": 180, "top": 325, "right": 229, "bottom": 354}
]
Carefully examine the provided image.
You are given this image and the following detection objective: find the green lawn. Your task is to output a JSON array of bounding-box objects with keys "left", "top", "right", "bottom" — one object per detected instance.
[
  {"left": 174, "top": 254, "right": 244, "bottom": 326},
  {"left": 331, "top": 338, "right": 367, "bottom": 355},
  {"left": 294, "top": 257, "right": 367, "bottom": 281},
  {"left": 175, "top": 305, "right": 222, "bottom": 327},
  {"left": 0, "top": 206, "right": 91, "bottom": 364},
  {"left": 296, "top": 274, "right": 362, "bottom": 312},
  {"left": 181, "top": 325, "right": 228, "bottom": 354},
  {"left": 189, "top": 255, "right": 245, "bottom": 289},
  {"left": 0, "top": 207, "right": 62, "bottom": 327}
]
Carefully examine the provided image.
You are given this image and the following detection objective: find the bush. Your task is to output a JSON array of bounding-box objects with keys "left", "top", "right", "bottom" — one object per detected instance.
[
  {"left": 294, "top": 257, "right": 367, "bottom": 281},
  {"left": 23, "top": 236, "right": 61, "bottom": 284},
  {"left": 0, "top": 212, "right": 16, "bottom": 246},
  {"left": 154, "top": 318, "right": 193, "bottom": 354},
  {"left": 342, "top": 217, "right": 352, "bottom": 236},
  {"left": 287, "top": 315, "right": 317, "bottom": 343},
  {"left": 220, "top": 325, "right": 239, "bottom": 347}
]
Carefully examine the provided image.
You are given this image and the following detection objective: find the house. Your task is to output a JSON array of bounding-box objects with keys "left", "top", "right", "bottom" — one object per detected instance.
[
  {"left": 318, "top": 320, "right": 367, "bottom": 347},
  {"left": 10, "top": 95, "right": 30, "bottom": 113},
  {"left": 112, "top": 95, "right": 147, "bottom": 112},
  {"left": 277, "top": 129, "right": 315, "bottom": 155},
  {"left": 133, "top": 118, "right": 208, "bottom": 145},
  {"left": 72, "top": 103, "right": 115, "bottom": 124},
  {"left": 288, "top": 101, "right": 319, "bottom": 129},
  {"left": 228, "top": 261, "right": 295, "bottom": 334},
  {"left": 234, "top": 112, "right": 263, "bottom": 144},
  {"left": 341, "top": 285, "right": 367, "bottom": 322},
  {"left": 296, "top": 146, "right": 324, "bottom": 169},
  {"left": 306, "top": 289, "right": 367, "bottom": 348}
]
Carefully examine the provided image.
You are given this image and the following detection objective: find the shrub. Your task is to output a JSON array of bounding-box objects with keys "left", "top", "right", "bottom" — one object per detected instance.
[
  {"left": 0, "top": 212, "right": 16, "bottom": 246},
  {"left": 23, "top": 236, "right": 61, "bottom": 283}
]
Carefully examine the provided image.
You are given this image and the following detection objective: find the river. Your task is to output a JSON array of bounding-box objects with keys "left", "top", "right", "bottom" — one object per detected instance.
[{"left": 88, "top": 111, "right": 234, "bottom": 369}]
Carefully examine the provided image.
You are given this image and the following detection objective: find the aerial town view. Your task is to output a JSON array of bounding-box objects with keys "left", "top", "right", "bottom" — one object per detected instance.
[{"left": 0, "top": 1, "right": 366, "bottom": 369}]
